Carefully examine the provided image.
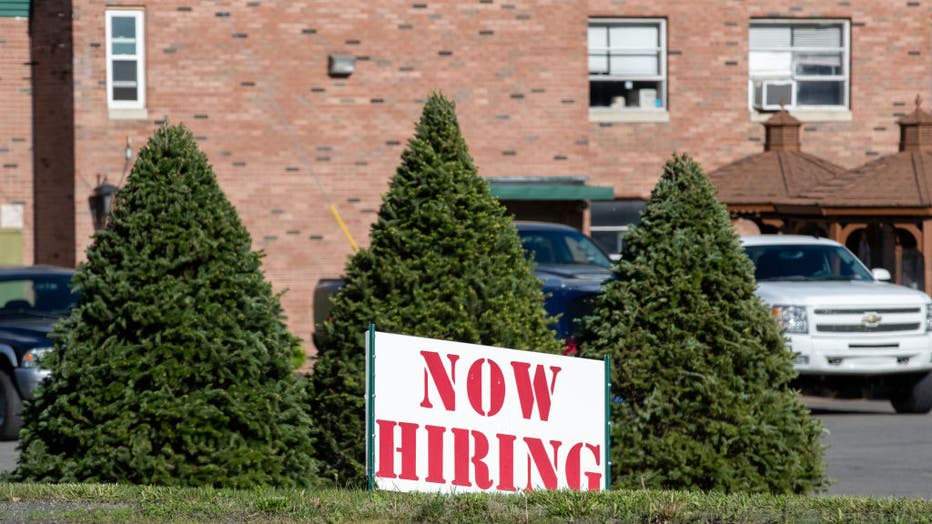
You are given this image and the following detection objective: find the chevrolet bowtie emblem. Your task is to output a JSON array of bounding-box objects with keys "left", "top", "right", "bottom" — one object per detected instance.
[{"left": 861, "top": 313, "right": 882, "bottom": 327}]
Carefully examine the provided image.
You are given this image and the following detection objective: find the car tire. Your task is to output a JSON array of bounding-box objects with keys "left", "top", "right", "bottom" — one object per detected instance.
[
  {"left": 891, "top": 372, "right": 932, "bottom": 414},
  {"left": 0, "top": 371, "right": 22, "bottom": 440}
]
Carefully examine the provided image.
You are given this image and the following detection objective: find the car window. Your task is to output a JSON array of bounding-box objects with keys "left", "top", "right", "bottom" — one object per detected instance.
[
  {"left": 521, "top": 234, "right": 558, "bottom": 264},
  {"left": 519, "top": 229, "right": 612, "bottom": 268},
  {"left": 745, "top": 244, "right": 873, "bottom": 282},
  {"left": 0, "top": 276, "right": 78, "bottom": 315},
  {"left": 564, "top": 234, "right": 611, "bottom": 267}
]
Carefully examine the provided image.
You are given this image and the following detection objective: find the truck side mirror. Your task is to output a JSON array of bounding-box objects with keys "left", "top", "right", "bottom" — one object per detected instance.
[{"left": 871, "top": 268, "right": 892, "bottom": 281}]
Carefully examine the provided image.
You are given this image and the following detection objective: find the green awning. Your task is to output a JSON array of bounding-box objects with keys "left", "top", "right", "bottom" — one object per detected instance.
[
  {"left": 0, "top": 1, "right": 30, "bottom": 17},
  {"left": 489, "top": 183, "right": 614, "bottom": 201}
]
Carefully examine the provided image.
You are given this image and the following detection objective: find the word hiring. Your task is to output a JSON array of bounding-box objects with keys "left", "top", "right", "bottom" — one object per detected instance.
[{"left": 376, "top": 350, "right": 603, "bottom": 492}]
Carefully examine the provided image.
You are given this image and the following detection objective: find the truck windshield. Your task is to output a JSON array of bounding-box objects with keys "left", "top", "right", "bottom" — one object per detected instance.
[
  {"left": 518, "top": 229, "right": 613, "bottom": 269},
  {"left": 0, "top": 275, "right": 78, "bottom": 317},
  {"left": 745, "top": 244, "right": 874, "bottom": 282}
]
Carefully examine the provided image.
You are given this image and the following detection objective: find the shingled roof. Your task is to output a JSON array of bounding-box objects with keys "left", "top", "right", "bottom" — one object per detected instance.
[
  {"left": 815, "top": 97, "right": 932, "bottom": 209},
  {"left": 708, "top": 109, "right": 846, "bottom": 207}
]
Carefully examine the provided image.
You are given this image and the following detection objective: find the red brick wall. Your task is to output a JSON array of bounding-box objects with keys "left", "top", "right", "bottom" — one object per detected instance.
[
  {"left": 588, "top": 0, "right": 932, "bottom": 197},
  {"left": 0, "top": 16, "right": 33, "bottom": 263},
  {"left": 54, "top": 1, "right": 932, "bottom": 355},
  {"left": 68, "top": 0, "right": 592, "bottom": 354}
]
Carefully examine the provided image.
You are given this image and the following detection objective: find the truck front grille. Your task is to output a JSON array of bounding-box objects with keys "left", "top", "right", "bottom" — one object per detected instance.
[
  {"left": 814, "top": 308, "right": 920, "bottom": 315},
  {"left": 816, "top": 323, "right": 920, "bottom": 333},
  {"left": 812, "top": 307, "right": 923, "bottom": 335}
]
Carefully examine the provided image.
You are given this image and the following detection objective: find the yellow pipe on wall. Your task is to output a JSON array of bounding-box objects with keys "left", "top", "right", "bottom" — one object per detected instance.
[{"left": 329, "top": 204, "right": 359, "bottom": 252}]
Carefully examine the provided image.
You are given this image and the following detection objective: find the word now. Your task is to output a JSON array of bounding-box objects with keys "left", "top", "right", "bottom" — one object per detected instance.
[{"left": 418, "top": 350, "right": 562, "bottom": 420}]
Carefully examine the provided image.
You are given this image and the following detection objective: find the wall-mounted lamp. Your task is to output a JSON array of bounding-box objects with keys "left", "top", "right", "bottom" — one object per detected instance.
[
  {"left": 328, "top": 53, "right": 356, "bottom": 77},
  {"left": 89, "top": 176, "right": 119, "bottom": 231}
]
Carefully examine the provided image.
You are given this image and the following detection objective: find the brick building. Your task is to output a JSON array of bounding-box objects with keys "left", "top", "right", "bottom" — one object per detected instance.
[
  {"left": 0, "top": 1, "right": 33, "bottom": 264},
  {"left": 6, "top": 1, "right": 932, "bottom": 354}
]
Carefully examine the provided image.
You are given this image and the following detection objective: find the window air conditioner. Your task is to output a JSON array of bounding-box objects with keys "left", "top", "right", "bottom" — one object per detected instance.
[{"left": 759, "top": 80, "right": 795, "bottom": 110}]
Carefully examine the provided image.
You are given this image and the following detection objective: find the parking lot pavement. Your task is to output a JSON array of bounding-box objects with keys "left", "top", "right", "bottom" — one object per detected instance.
[{"left": 0, "top": 441, "right": 17, "bottom": 474}]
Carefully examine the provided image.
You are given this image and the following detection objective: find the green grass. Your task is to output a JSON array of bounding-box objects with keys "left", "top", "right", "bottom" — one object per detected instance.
[{"left": 0, "top": 484, "right": 930, "bottom": 523}]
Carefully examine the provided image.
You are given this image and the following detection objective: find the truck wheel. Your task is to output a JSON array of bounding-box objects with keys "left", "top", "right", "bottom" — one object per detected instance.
[
  {"left": 0, "top": 371, "right": 22, "bottom": 439},
  {"left": 891, "top": 372, "right": 932, "bottom": 414}
]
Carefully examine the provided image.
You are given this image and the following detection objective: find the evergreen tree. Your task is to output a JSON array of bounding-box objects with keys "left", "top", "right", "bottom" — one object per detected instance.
[
  {"left": 12, "top": 124, "right": 317, "bottom": 488},
  {"left": 309, "top": 92, "right": 560, "bottom": 485},
  {"left": 577, "top": 154, "right": 825, "bottom": 494}
]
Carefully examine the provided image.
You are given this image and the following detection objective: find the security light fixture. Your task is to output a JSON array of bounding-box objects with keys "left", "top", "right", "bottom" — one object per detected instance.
[
  {"left": 328, "top": 53, "right": 356, "bottom": 77},
  {"left": 89, "top": 178, "right": 119, "bottom": 231}
]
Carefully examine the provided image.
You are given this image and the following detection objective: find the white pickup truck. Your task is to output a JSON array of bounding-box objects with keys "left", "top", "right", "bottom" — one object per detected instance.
[{"left": 742, "top": 235, "right": 932, "bottom": 413}]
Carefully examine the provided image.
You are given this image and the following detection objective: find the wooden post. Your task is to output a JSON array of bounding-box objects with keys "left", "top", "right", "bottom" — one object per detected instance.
[
  {"left": 829, "top": 222, "right": 842, "bottom": 244},
  {"left": 895, "top": 241, "right": 903, "bottom": 285}
]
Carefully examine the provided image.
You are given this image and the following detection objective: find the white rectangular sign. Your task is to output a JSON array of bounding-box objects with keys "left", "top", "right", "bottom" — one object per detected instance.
[
  {"left": 365, "top": 329, "right": 609, "bottom": 494},
  {"left": 1, "top": 204, "right": 24, "bottom": 229}
]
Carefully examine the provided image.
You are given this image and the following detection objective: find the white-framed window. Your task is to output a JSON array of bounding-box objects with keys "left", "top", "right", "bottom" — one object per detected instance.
[
  {"left": 590, "top": 200, "right": 646, "bottom": 258},
  {"left": 749, "top": 19, "right": 849, "bottom": 111},
  {"left": 588, "top": 18, "right": 667, "bottom": 112},
  {"left": 106, "top": 10, "right": 146, "bottom": 111},
  {"left": 590, "top": 225, "right": 628, "bottom": 258}
]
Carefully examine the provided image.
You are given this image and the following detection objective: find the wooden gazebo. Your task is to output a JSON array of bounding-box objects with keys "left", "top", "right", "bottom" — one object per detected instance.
[
  {"left": 708, "top": 106, "right": 845, "bottom": 237},
  {"left": 710, "top": 98, "right": 932, "bottom": 294}
]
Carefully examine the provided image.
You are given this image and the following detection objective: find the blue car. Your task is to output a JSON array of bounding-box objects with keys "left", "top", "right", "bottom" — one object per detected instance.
[
  {"left": 515, "top": 222, "right": 615, "bottom": 348},
  {"left": 312, "top": 221, "right": 615, "bottom": 351}
]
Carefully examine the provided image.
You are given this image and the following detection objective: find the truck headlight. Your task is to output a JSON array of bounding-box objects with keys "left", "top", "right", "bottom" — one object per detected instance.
[
  {"left": 926, "top": 303, "right": 932, "bottom": 332},
  {"left": 22, "top": 347, "right": 51, "bottom": 369},
  {"left": 772, "top": 305, "right": 808, "bottom": 334}
]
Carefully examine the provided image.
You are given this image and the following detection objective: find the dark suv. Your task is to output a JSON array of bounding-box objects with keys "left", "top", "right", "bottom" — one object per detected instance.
[
  {"left": 0, "top": 266, "right": 77, "bottom": 439},
  {"left": 515, "top": 221, "right": 614, "bottom": 344}
]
